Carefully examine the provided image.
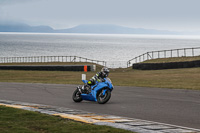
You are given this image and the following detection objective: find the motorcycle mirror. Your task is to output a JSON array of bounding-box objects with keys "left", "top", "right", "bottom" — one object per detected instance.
[{"left": 82, "top": 74, "right": 86, "bottom": 80}]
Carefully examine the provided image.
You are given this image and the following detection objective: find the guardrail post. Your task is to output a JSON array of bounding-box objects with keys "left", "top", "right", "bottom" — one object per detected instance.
[
  {"left": 192, "top": 48, "right": 194, "bottom": 56},
  {"left": 184, "top": 48, "right": 186, "bottom": 57},
  {"left": 177, "top": 49, "right": 179, "bottom": 57},
  {"left": 64, "top": 56, "right": 67, "bottom": 62},
  {"left": 164, "top": 50, "right": 166, "bottom": 58},
  {"left": 171, "top": 50, "right": 173, "bottom": 57},
  {"left": 152, "top": 52, "right": 154, "bottom": 59}
]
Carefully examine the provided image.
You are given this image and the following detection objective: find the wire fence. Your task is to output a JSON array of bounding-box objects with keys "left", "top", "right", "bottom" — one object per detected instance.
[
  {"left": 0, "top": 56, "right": 107, "bottom": 66},
  {"left": 127, "top": 47, "right": 200, "bottom": 67}
]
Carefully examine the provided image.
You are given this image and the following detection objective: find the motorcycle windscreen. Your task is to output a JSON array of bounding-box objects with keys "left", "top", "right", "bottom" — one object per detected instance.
[{"left": 82, "top": 80, "right": 88, "bottom": 84}]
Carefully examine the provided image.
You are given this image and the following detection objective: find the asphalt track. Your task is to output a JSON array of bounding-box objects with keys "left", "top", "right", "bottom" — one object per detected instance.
[{"left": 0, "top": 82, "right": 200, "bottom": 129}]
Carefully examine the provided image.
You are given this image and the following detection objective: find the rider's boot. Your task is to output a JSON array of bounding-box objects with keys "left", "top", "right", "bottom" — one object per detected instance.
[{"left": 86, "top": 84, "right": 91, "bottom": 94}]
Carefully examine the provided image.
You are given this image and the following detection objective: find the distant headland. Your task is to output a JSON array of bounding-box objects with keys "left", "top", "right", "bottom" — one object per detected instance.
[{"left": 0, "top": 22, "right": 199, "bottom": 35}]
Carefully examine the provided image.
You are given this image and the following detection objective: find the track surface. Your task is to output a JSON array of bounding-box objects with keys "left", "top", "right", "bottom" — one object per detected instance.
[{"left": 0, "top": 82, "right": 200, "bottom": 129}]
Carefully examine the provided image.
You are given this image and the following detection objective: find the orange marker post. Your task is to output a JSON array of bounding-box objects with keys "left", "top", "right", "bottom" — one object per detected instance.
[{"left": 84, "top": 65, "right": 87, "bottom": 72}]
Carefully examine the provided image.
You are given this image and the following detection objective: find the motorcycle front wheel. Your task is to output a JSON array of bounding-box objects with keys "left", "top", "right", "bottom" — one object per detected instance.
[
  {"left": 97, "top": 89, "right": 111, "bottom": 104},
  {"left": 72, "top": 89, "right": 82, "bottom": 102}
]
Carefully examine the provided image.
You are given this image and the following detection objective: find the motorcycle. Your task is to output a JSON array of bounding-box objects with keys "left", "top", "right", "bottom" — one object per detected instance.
[{"left": 72, "top": 77, "right": 114, "bottom": 104}]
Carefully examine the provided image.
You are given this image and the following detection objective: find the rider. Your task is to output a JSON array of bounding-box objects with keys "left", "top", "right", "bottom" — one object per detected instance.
[{"left": 81, "top": 67, "right": 110, "bottom": 93}]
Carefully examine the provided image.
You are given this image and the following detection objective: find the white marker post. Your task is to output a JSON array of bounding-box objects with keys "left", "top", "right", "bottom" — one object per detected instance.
[{"left": 82, "top": 74, "right": 86, "bottom": 80}]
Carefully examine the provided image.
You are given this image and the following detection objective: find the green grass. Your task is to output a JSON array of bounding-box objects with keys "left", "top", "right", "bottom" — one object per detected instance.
[
  {"left": 0, "top": 106, "right": 133, "bottom": 133},
  {"left": 143, "top": 56, "right": 200, "bottom": 63},
  {"left": 0, "top": 67, "right": 200, "bottom": 90},
  {"left": 0, "top": 60, "right": 200, "bottom": 90},
  {"left": 110, "top": 67, "right": 200, "bottom": 90}
]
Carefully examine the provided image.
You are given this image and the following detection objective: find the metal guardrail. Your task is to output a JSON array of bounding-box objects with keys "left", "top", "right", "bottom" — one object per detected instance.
[
  {"left": 127, "top": 47, "right": 200, "bottom": 67},
  {"left": 1, "top": 47, "right": 200, "bottom": 68},
  {"left": 0, "top": 56, "right": 106, "bottom": 66}
]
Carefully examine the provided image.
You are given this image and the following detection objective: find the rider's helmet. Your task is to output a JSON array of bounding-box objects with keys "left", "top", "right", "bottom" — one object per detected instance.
[{"left": 101, "top": 67, "right": 109, "bottom": 77}]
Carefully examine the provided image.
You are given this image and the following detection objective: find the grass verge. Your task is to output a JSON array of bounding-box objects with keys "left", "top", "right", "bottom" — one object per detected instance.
[
  {"left": 142, "top": 56, "right": 200, "bottom": 63},
  {"left": 0, "top": 61, "right": 200, "bottom": 90},
  {"left": 0, "top": 67, "right": 200, "bottom": 90},
  {"left": 0, "top": 105, "right": 133, "bottom": 133}
]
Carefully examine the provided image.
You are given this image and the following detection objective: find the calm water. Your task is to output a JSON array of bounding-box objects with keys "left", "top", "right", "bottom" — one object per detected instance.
[{"left": 0, "top": 32, "right": 200, "bottom": 67}]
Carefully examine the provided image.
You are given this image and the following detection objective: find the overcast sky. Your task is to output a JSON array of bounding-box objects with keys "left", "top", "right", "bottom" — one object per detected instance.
[{"left": 0, "top": 0, "right": 200, "bottom": 31}]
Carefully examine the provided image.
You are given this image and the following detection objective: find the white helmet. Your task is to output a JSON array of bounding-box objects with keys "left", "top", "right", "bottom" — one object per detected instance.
[{"left": 101, "top": 67, "right": 109, "bottom": 77}]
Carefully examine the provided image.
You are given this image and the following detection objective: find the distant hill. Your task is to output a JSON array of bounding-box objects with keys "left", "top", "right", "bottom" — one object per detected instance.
[
  {"left": 0, "top": 22, "right": 194, "bottom": 35},
  {"left": 55, "top": 24, "right": 180, "bottom": 35},
  {"left": 0, "top": 22, "right": 54, "bottom": 33}
]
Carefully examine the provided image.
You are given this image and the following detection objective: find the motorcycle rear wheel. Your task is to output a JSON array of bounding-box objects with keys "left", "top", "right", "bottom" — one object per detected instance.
[
  {"left": 97, "top": 89, "right": 111, "bottom": 104},
  {"left": 72, "top": 89, "right": 82, "bottom": 102}
]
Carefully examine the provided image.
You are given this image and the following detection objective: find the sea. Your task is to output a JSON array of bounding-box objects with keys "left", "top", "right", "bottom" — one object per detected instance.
[{"left": 0, "top": 32, "right": 200, "bottom": 68}]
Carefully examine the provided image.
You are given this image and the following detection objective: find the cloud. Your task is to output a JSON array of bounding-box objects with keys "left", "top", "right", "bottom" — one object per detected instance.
[
  {"left": 0, "top": 0, "right": 40, "bottom": 5},
  {"left": 1, "top": 0, "right": 200, "bottom": 31}
]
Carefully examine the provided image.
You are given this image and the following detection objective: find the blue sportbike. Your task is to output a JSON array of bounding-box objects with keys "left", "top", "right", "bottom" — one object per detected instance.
[{"left": 72, "top": 78, "right": 114, "bottom": 104}]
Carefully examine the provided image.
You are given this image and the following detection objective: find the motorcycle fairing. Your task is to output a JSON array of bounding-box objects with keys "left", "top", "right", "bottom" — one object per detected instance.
[
  {"left": 81, "top": 79, "right": 112, "bottom": 102},
  {"left": 82, "top": 80, "right": 88, "bottom": 84}
]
